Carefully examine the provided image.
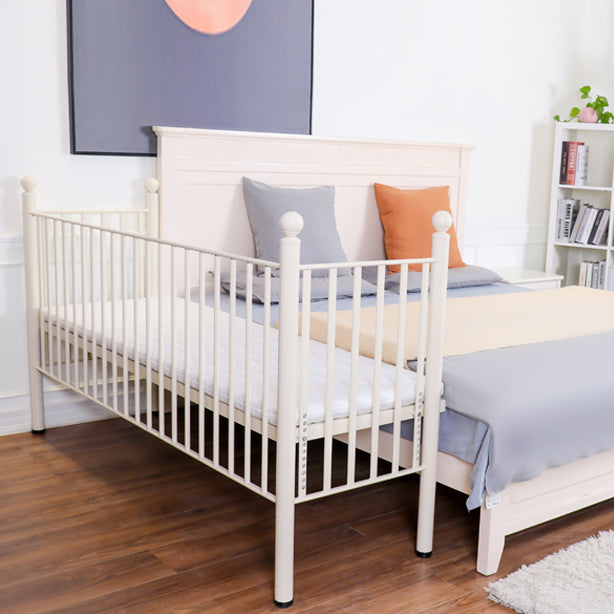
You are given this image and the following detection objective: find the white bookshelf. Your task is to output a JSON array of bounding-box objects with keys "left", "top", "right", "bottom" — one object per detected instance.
[{"left": 545, "top": 122, "right": 614, "bottom": 289}]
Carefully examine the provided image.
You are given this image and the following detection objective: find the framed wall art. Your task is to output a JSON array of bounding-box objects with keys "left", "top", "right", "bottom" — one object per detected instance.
[{"left": 67, "top": 0, "right": 313, "bottom": 155}]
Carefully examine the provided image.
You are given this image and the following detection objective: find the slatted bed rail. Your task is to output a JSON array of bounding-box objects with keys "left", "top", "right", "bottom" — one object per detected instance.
[{"left": 21, "top": 176, "right": 451, "bottom": 607}]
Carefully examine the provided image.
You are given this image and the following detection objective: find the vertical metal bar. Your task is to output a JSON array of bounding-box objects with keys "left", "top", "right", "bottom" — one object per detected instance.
[
  {"left": 133, "top": 237, "right": 140, "bottom": 421},
  {"left": 323, "top": 270, "right": 337, "bottom": 491},
  {"left": 158, "top": 243, "right": 165, "bottom": 436},
  {"left": 413, "top": 263, "right": 430, "bottom": 468},
  {"left": 298, "top": 270, "right": 312, "bottom": 497},
  {"left": 81, "top": 225, "right": 88, "bottom": 396},
  {"left": 369, "top": 265, "right": 386, "bottom": 479},
  {"left": 38, "top": 217, "right": 47, "bottom": 378},
  {"left": 244, "top": 262, "right": 254, "bottom": 483},
  {"left": 100, "top": 229, "right": 109, "bottom": 406},
  {"left": 144, "top": 240, "right": 152, "bottom": 429},
  {"left": 71, "top": 222, "right": 79, "bottom": 390},
  {"left": 347, "top": 267, "right": 362, "bottom": 485},
  {"left": 121, "top": 235, "right": 129, "bottom": 417},
  {"left": 227, "top": 259, "right": 237, "bottom": 474},
  {"left": 184, "top": 249, "right": 191, "bottom": 449},
  {"left": 54, "top": 220, "right": 62, "bottom": 381},
  {"left": 198, "top": 252, "right": 206, "bottom": 459},
  {"left": 170, "top": 246, "right": 178, "bottom": 442},
  {"left": 46, "top": 219, "right": 55, "bottom": 380},
  {"left": 213, "top": 256, "right": 221, "bottom": 465},
  {"left": 110, "top": 231, "right": 118, "bottom": 411},
  {"left": 90, "top": 225, "right": 98, "bottom": 400},
  {"left": 62, "top": 221, "right": 70, "bottom": 384},
  {"left": 260, "top": 267, "right": 272, "bottom": 492},
  {"left": 392, "top": 263, "right": 409, "bottom": 473}
]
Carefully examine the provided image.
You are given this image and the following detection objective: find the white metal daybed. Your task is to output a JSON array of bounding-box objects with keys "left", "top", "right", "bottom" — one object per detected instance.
[{"left": 20, "top": 129, "right": 464, "bottom": 607}]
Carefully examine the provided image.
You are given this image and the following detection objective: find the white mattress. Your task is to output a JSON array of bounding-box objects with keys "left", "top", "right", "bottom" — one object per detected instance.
[{"left": 43, "top": 297, "right": 418, "bottom": 426}]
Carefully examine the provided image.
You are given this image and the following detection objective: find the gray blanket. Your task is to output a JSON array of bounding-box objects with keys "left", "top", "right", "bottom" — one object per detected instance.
[{"left": 442, "top": 332, "right": 614, "bottom": 509}]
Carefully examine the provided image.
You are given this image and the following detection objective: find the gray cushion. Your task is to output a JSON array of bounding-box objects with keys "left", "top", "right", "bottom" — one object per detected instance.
[
  {"left": 362, "top": 264, "right": 502, "bottom": 293},
  {"left": 242, "top": 177, "right": 349, "bottom": 277},
  {"left": 218, "top": 271, "right": 378, "bottom": 304}
]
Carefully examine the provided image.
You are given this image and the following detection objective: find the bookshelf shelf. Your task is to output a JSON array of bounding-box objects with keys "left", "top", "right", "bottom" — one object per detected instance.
[
  {"left": 552, "top": 242, "right": 608, "bottom": 250},
  {"left": 546, "top": 123, "right": 614, "bottom": 290},
  {"left": 557, "top": 184, "right": 612, "bottom": 192}
]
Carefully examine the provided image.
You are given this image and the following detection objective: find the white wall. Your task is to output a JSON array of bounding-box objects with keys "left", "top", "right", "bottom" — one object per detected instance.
[
  {"left": 313, "top": 0, "right": 614, "bottom": 263},
  {"left": 1, "top": 0, "right": 613, "bottom": 431}
]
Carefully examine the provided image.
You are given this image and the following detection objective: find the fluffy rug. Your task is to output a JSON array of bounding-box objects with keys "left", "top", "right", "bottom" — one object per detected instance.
[{"left": 485, "top": 530, "right": 614, "bottom": 614}]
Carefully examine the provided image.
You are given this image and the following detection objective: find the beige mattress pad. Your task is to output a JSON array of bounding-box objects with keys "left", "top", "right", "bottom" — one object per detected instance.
[{"left": 308, "top": 286, "right": 614, "bottom": 363}]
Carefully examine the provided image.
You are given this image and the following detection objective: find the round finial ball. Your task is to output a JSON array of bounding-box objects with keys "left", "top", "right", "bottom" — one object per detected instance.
[
  {"left": 144, "top": 177, "right": 160, "bottom": 193},
  {"left": 279, "top": 211, "right": 304, "bottom": 237},
  {"left": 432, "top": 210, "right": 452, "bottom": 232},
  {"left": 21, "top": 175, "right": 37, "bottom": 193}
]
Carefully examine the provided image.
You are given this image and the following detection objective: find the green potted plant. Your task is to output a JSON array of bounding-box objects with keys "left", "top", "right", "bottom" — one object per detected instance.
[{"left": 554, "top": 85, "right": 614, "bottom": 124}]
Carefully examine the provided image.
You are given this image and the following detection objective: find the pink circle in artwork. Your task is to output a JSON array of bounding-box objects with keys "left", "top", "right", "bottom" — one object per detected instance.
[
  {"left": 164, "top": 0, "right": 253, "bottom": 35},
  {"left": 579, "top": 107, "right": 598, "bottom": 123}
]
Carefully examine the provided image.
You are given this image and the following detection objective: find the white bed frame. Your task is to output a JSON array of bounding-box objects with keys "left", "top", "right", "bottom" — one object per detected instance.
[
  {"left": 20, "top": 128, "right": 467, "bottom": 607},
  {"left": 153, "top": 127, "right": 614, "bottom": 578}
]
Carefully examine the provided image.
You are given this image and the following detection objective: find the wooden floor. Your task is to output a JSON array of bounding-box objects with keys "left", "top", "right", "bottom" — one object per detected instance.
[{"left": 2, "top": 419, "right": 614, "bottom": 613}]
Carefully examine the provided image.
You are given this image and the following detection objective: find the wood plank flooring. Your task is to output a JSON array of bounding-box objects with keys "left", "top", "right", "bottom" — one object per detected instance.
[{"left": 1, "top": 418, "right": 613, "bottom": 613}]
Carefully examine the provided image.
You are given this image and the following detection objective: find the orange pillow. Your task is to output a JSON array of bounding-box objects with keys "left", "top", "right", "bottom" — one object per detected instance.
[{"left": 373, "top": 183, "right": 465, "bottom": 273}]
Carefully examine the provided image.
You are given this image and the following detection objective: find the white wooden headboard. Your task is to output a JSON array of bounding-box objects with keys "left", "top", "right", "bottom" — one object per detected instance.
[{"left": 154, "top": 126, "right": 473, "bottom": 261}]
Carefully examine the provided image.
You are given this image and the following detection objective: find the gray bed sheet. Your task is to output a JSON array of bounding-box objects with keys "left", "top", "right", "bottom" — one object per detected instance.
[{"left": 440, "top": 332, "right": 614, "bottom": 509}]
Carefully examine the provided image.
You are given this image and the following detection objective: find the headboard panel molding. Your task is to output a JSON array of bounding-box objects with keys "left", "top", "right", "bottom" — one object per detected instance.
[{"left": 154, "top": 126, "right": 473, "bottom": 262}]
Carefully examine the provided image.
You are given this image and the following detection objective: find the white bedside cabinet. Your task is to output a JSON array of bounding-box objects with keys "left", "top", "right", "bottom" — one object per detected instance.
[{"left": 495, "top": 268, "right": 564, "bottom": 290}]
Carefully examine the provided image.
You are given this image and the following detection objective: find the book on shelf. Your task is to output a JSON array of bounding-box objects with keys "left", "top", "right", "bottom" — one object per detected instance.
[
  {"left": 572, "top": 204, "right": 598, "bottom": 244},
  {"left": 579, "top": 260, "right": 607, "bottom": 289},
  {"left": 591, "top": 209, "right": 610, "bottom": 245},
  {"left": 569, "top": 203, "right": 608, "bottom": 245},
  {"left": 559, "top": 141, "right": 584, "bottom": 185},
  {"left": 569, "top": 203, "right": 587, "bottom": 242},
  {"left": 559, "top": 141, "right": 569, "bottom": 184},
  {"left": 555, "top": 198, "right": 580, "bottom": 241},
  {"left": 575, "top": 144, "right": 589, "bottom": 186}
]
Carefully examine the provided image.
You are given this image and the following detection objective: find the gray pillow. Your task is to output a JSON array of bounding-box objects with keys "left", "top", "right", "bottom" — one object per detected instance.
[
  {"left": 362, "top": 264, "right": 502, "bottom": 293},
  {"left": 218, "top": 271, "right": 378, "bottom": 304},
  {"left": 242, "top": 177, "right": 350, "bottom": 277}
]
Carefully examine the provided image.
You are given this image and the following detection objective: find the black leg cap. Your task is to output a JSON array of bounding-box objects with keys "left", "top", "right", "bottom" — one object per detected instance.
[
  {"left": 31, "top": 428, "right": 46, "bottom": 435},
  {"left": 415, "top": 549, "right": 433, "bottom": 559},
  {"left": 274, "top": 599, "right": 294, "bottom": 608}
]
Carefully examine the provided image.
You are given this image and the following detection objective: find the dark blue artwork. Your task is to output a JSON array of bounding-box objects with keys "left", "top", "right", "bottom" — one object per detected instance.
[{"left": 67, "top": 0, "right": 313, "bottom": 155}]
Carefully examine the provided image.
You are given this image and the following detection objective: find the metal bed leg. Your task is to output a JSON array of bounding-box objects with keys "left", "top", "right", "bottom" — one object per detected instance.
[
  {"left": 415, "top": 211, "right": 452, "bottom": 557},
  {"left": 273, "top": 212, "right": 302, "bottom": 607},
  {"left": 22, "top": 176, "right": 46, "bottom": 434}
]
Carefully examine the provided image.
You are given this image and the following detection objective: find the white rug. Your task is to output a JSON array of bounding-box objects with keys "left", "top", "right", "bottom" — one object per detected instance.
[{"left": 486, "top": 530, "right": 614, "bottom": 614}]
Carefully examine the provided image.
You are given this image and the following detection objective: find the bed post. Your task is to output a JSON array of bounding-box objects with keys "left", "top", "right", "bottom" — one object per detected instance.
[
  {"left": 274, "top": 211, "right": 303, "bottom": 608},
  {"left": 144, "top": 177, "right": 160, "bottom": 238},
  {"left": 416, "top": 210, "right": 451, "bottom": 557},
  {"left": 21, "top": 176, "right": 45, "bottom": 434}
]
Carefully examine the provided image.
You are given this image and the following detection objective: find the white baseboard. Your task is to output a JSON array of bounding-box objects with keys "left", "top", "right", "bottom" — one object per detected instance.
[{"left": 0, "top": 388, "right": 113, "bottom": 436}]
